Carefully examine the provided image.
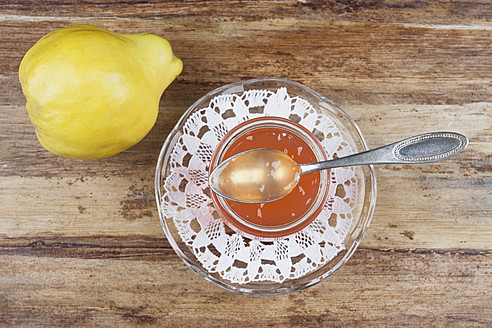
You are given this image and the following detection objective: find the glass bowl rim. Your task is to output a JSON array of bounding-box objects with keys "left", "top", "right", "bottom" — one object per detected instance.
[{"left": 155, "top": 77, "right": 377, "bottom": 296}]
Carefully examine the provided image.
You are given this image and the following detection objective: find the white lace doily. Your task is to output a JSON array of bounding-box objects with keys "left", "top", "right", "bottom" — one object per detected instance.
[{"left": 160, "top": 88, "right": 358, "bottom": 284}]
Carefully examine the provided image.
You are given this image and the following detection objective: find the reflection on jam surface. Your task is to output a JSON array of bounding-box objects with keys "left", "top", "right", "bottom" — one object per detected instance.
[{"left": 223, "top": 126, "right": 320, "bottom": 227}]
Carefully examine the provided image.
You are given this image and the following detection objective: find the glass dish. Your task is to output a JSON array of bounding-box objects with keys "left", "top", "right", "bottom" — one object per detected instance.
[{"left": 155, "top": 78, "right": 377, "bottom": 295}]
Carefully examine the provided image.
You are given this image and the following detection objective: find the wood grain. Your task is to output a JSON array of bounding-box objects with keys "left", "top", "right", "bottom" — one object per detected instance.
[
  {"left": 1, "top": 249, "right": 490, "bottom": 327},
  {"left": 0, "top": 0, "right": 491, "bottom": 326},
  {"left": 0, "top": 0, "right": 491, "bottom": 24}
]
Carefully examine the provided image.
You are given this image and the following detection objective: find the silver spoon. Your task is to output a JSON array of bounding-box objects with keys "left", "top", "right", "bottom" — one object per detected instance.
[{"left": 208, "top": 132, "right": 468, "bottom": 204}]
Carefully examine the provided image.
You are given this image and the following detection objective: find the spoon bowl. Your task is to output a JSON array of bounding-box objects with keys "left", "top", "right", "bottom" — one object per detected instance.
[{"left": 209, "top": 148, "right": 302, "bottom": 203}]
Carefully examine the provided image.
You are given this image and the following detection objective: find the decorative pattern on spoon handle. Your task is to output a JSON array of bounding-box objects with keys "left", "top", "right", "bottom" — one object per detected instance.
[{"left": 392, "top": 132, "right": 468, "bottom": 163}]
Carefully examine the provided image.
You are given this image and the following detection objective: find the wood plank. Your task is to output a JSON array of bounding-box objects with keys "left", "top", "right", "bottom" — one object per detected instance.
[
  {"left": 0, "top": 176, "right": 159, "bottom": 237},
  {"left": 1, "top": 249, "right": 490, "bottom": 327},
  {"left": 1, "top": 18, "right": 491, "bottom": 107},
  {"left": 1, "top": 102, "right": 489, "bottom": 249},
  {"left": 0, "top": 236, "right": 173, "bottom": 261},
  {"left": 0, "top": 0, "right": 491, "bottom": 25},
  {"left": 350, "top": 102, "right": 492, "bottom": 249}
]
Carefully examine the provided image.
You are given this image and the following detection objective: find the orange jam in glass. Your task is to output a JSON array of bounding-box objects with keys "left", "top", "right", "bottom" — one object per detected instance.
[
  {"left": 223, "top": 127, "right": 320, "bottom": 227},
  {"left": 210, "top": 117, "right": 329, "bottom": 240}
]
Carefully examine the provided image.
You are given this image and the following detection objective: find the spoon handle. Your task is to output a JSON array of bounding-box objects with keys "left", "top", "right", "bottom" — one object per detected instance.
[{"left": 300, "top": 132, "right": 468, "bottom": 175}]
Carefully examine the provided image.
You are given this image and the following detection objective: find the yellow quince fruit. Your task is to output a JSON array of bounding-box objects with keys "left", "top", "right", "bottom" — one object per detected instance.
[{"left": 19, "top": 25, "right": 182, "bottom": 159}]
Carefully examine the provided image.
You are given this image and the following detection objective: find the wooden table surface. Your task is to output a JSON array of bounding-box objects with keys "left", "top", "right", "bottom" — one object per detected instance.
[{"left": 1, "top": 1, "right": 491, "bottom": 327}]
